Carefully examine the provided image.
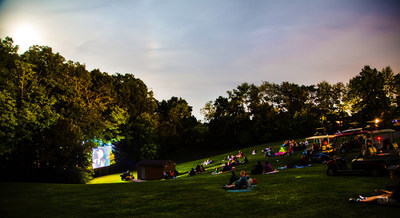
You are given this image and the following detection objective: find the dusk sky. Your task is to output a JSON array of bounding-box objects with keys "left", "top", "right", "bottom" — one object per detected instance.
[{"left": 1, "top": 0, "right": 400, "bottom": 120}]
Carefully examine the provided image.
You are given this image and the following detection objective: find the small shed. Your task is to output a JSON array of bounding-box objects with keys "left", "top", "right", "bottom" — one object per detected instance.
[{"left": 136, "top": 160, "right": 175, "bottom": 180}]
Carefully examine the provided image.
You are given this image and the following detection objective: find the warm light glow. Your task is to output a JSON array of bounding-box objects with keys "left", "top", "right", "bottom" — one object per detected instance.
[
  {"left": 375, "top": 119, "right": 380, "bottom": 124},
  {"left": 11, "top": 24, "right": 42, "bottom": 53}
]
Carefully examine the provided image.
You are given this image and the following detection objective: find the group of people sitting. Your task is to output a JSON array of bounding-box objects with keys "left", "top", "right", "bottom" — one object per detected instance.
[
  {"left": 187, "top": 164, "right": 206, "bottom": 176},
  {"left": 288, "top": 140, "right": 308, "bottom": 151},
  {"left": 214, "top": 154, "right": 249, "bottom": 174},
  {"left": 282, "top": 155, "right": 310, "bottom": 169},
  {"left": 213, "top": 163, "right": 235, "bottom": 174},
  {"left": 261, "top": 140, "right": 307, "bottom": 157},
  {"left": 223, "top": 154, "right": 248, "bottom": 166},
  {"left": 251, "top": 160, "right": 276, "bottom": 174},
  {"left": 262, "top": 146, "right": 276, "bottom": 157},
  {"left": 120, "top": 170, "right": 134, "bottom": 181},
  {"left": 164, "top": 169, "right": 179, "bottom": 179},
  {"left": 263, "top": 145, "right": 290, "bottom": 157},
  {"left": 222, "top": 170, "right": 256, "bottom": 190}
]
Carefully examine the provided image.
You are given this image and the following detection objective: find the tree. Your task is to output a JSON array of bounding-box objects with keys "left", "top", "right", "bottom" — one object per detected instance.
[
  {"left": 112, "top": 74, "right": 159, "bottom": 165},
  {"left": 0, "top": 41, "right": 128, "bottom": 183},
  {"left": 156, "top": 97, "right": 198, "bottom": 154},
  {"left": 314, "top": 81, "right": 348, "bottom": 132},
  {"left": 347, "top": 66, "right": 393, "bottom": 125}
]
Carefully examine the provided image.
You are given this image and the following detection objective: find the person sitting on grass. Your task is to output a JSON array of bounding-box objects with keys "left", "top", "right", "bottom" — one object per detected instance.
[
  {"left": 265, "top": 147, "right": 275, "bottom": 157},
  {"left": 223, "top": 171, "right": 248, "bottom": 190},
  {"left": 229, "top": 158, "right": 236, "bottom": 166},
  {"left": 169, "top": 170, "right": 175, "bottom": 178},
  {"left": 349, "top": 165, "right": 400, "bottom": 206},
  {"left": 251, "top": 150, "right": 257, "bottom": 155},
  {"left": 229, "top": 171, "right": 239, "bottom": 185},
  {"left": 299, "top": 155, "right": 309, "bottom": 166},
  {"left": 243, "top": 156, "right": 248, "bottom": 164},
  {"left": 311, "top": 142, "right": 319, "bottom": 154},
  {"left": 263, "top": 160, "right": 275, "bottom": 173},
  {"left": 195, "top": 164, "right": 201, "bottom": 173},
  {"left": 222, "top": 163, "right": 232, "bottom": 172},
  {"left": 262, "top": 147, "right": 269, "bottom": 153},
  {"left": 278, "top": 146, "right": 287, "bottom": 155},
  {"left": 246, "top": 175, "right": 253, "bottom": 186},
  {"left": 287, "top": 145, "right": 294, "bottom": 156},
  {"left": 251, "top": 161, "right": 264, "bottom": 174},
  {"left": 188, "top": 168, "right": 196, "bottom": 176},
  {"left": 164, "top": 171, "right": 171, "bottom": 179}
]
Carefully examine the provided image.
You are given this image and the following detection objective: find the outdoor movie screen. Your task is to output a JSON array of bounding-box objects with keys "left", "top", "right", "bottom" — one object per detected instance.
[{"left": 92, "top": 146, "right": 111, "bottom": 169}]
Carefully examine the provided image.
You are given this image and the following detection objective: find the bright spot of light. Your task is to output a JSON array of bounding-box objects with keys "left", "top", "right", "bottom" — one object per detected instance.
[{"left": 11, "top": 24, "right": 42, "bottom": 53}]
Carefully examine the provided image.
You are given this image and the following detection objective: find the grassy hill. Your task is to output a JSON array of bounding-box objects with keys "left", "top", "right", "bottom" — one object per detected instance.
[{"left": 1, "top": 141, "right": 399, "bottom": 217}]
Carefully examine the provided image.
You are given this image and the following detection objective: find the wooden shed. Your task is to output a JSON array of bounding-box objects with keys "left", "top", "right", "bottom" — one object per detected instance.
[{"left": 136, "top": 160, "right": 175, "bottom": 180}]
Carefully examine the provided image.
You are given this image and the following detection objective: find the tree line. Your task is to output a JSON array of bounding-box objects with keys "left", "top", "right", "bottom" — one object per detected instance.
[
  {"left": 0, "top": 37, "right": 199, "bottom": 183},
  {"left": 1, "top": 37, "right": 399, "bottom": 183},
  {"left": 202, "top": 67, "right": 400, "bottom": 147}
]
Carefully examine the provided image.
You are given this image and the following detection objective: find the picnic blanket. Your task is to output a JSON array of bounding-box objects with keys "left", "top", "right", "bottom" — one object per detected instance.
[
  {"left": 211, "top": 167, "right": 236, "bottom": 175},
  {"left": 227, "top": 185, "right": 256, "bottom": 193},
  {"left": 278, "top": 164, "right": 311, "bottom": 170},
  {"left": 262, "top": 170, "right": 280, "bottom": 174}
]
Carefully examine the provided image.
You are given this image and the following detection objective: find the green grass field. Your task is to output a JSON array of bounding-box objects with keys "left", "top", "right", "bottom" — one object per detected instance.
[{"left": 1, "top": 141, "right": 399, "bottom": 217}]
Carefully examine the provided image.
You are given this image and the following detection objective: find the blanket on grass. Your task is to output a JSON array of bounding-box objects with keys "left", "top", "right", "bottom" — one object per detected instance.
[
  {"left": 262, "top": 170, "right": 280, "bottom": 175},
  {"left": 227, "top": 185, "right": 256, "bottom": 192},
  {"left": 277, "top": 164, "right": 311, "bottom": 170},
  {"left": 212, "top": 167, "right": 236, "bottom": 175}
]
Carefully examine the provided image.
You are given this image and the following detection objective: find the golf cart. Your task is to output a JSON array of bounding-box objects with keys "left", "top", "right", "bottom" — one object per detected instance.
[
  {"left": 331, "top": 131, "right": 371, "bottom": 153},
  {"left": 326, "top": 130, "right": 400, "bottom": 176},
  {"left": 371, "top": 129, "right": 399, "bottom": 154},
  {"left": 326, "top": 155, "right": 388, "bottom": 176},
  {"left": 303, "top": 135, "right": 335, "bottom": 163},
  {"left": 305, "top": 135, "right": 336, "bottom": 153}
]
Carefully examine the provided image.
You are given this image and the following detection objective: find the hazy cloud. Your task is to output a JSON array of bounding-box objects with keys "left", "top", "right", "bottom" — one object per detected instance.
[{"left": 1, "top": 0, "right": 399, "bottom": 119}]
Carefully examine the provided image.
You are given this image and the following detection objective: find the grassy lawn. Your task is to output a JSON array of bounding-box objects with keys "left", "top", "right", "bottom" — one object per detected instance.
[{"left": 1, "top": 141, "right": 399, "bottom": 217}]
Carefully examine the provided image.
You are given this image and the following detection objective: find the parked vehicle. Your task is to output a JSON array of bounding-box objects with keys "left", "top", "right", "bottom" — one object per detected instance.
[
  {"left": 371, "top": 129, "right": 399, "bottom": 153},
  {"left": 330, "top": 131, "right": 372, "bottom": 154},
  {"left": 326, "top": 155, "right": 388, "bottom": 176},
  {"left": 305, "top": 135, "right": 336, "bottom": 154},
  {"left": 326, "top": 129, "right": 400, "bottom": 176}
]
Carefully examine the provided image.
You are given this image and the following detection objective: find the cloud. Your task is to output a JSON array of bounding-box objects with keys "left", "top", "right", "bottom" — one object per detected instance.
[{"left": 1, "top": 0, "right": 399, "bottom": 119}]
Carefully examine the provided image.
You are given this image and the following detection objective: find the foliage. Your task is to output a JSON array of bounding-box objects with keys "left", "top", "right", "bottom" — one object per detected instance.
[
  {"left": 156, "top": 97, "right": 200, "bottom": 155},
  {"left": 347, "top": 66, "right": 398, "bottom": 127},
  {"left": 202, "top": 67, "right": 399, "bottom": 147},
  {"left": 0, "top": 39, "right": 130, "bottom": 183}
]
